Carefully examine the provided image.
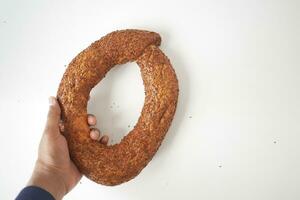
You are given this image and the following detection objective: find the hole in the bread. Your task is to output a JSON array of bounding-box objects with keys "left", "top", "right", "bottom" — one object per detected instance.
[{"left": 87, "top": 62, "right": 145, "bottom": 145}]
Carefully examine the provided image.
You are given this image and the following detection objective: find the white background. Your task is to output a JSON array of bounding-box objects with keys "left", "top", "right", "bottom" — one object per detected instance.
[{"left": 1, "top": 0, "right": 300, "bottom": 199}]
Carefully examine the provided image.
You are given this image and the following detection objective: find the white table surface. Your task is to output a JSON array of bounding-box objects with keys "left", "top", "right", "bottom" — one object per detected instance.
[{"left": 1, "top": 0, "right": 300, "bottom": 199}]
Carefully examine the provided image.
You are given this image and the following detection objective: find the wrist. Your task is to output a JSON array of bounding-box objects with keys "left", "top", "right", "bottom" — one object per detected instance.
[{"left": 27, "top": 160, "right": 67, "bottom": 200}]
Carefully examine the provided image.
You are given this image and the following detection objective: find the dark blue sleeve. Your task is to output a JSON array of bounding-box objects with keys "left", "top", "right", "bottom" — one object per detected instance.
[{"left": 15, "top": 186, "right": 55, "bottom": 200}]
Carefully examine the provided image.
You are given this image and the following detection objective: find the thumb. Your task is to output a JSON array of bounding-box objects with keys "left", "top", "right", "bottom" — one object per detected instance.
[{"left": 44, "top": 96, "right": 61, "bottom": 134}]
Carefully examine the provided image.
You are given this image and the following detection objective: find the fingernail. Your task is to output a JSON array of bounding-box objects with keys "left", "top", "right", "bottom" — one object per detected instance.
[
  {"left": 49, "top": 96, "right": 56, "bottom": 106},
  {"left": 100, "top": 135, "right": 109, "bottom": 144},
  {"left": 90, "top": 130, "right": 100, "bottom": 140}
]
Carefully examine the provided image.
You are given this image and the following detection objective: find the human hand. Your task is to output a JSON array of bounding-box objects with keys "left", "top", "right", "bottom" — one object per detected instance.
[{"left": 27, "top": 96, "right": 108, "bottom": 200}]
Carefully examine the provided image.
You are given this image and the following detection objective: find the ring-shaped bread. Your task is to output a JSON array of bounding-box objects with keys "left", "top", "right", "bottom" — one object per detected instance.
[{"left": 57, "top": 30, "right": 179, "bottom": 185}]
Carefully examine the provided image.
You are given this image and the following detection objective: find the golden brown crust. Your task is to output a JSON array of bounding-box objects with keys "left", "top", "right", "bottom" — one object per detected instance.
[{"left": 57, "top": 29, "right": 178, "bottom": 186}]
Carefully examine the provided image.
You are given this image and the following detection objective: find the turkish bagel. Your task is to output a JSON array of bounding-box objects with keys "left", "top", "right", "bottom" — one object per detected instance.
[{"left": 57, "top": 29, "right": 179, "bottom": 185}]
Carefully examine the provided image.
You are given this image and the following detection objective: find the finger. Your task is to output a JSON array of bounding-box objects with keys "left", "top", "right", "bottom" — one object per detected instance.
[
  {"left": 100, "top": 135, "right": 109, "bottom": 145},
  {"left": 87, "top": 114, "right": 97, "bottom": 126},
  {"left": 90, "top": 128, "right": 101, "bottom": 141},
  {"left": 44, "top": 96, "right": 61, "bottom": 135}
]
